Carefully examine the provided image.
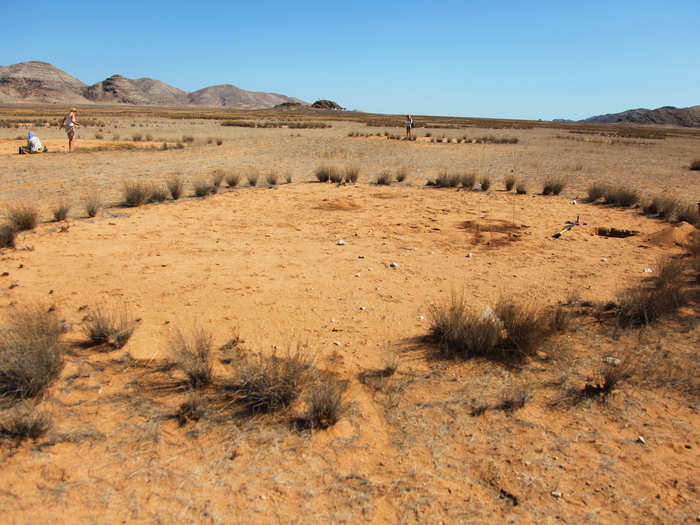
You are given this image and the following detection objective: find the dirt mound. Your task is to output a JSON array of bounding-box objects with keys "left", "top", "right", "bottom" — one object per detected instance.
[
  {"left": 645, "top": 222, "right": 698, "bottom": 248},
  {"left": 311, "top": 99, "right": 343, "bottom": 110}
]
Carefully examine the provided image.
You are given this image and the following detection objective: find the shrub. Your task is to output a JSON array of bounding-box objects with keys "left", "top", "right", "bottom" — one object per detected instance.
[
  {"left": 285, "top": 173, "right": 293, "bottom": 184},
  {"left": 145, "top": 134, "right": 153, "bottom": 141},
  {"left": 228, "top": 350, "right": 312, "bottom": 414},
  {"left": 81, "top": 304, "right": 135, "bottom": 349},
  {"left": 586, "top": 182, "right": 606, "bottom": 202},
  {"left": 167, "top": 176, "right": 184, "bottom": 200},
  {"left": 658, "top": 197, "right": 680, "bottom": 219},
  {"left": 266, "top": 173, "right": 279, "bottom": 186},
  {"left": 504, "top": 174, "right": 516, "bottom": 191},
  {"left": 211, "top": 170, "right": 225, "bottom": 190},
  {"left": 193, "top": 180, "right": 213, "bottom": 197},
  {"left": 84, "top": 193, "right": 102, "bottom": 218},
  {"left": 51, "top": 201, "right": 71, "bottom": 222},
  {"left": 329, "top": 168, "right": 343, "bottom": 184},
  {"left": 376, "top": 171, "right": 392, "bottom": 185},
  {"left": 344, "top": 166, "right": 359, "bottom": 184},
  {"left": 122, "top": 181, "right": 153, "bottom": 207},
  {"left": 516, "top": 181, "right": 528, "bottom": 194},
  {"left": 0, "top": 305, "right": 64, "bottom": 401},
  {"left": 169, "top": 328, "right": 213, "bottom": 389},
  {"left": 460, "top": 173, "right": 476, "bottom": 189},
  {"left": 396, "top": 168, "right": 408, "bottom": 183},
  {"left": 675, "top": 203, "right": 700, "bottom": 226},
  {"left": 6, "top": 204, "right": 39, "bottom": 231},
  {"left": 0, "top": 223, "right": 17, "bottom": 248},
  {"left": 148, "top": 185, "right": 168, "bottom": 203},
  {"left": 247, "top": 173, "right": 259, "bottom": 187},
  {"left": 300, "top": 379, "right": 347, "bottom": 430},
  {"left": 604, "top": 186, "right": 639, "bottom": 207},
  {"left": 434, "top": 172, "right": 460, "bottom": 188},
  {"left": 0, "top": 404, "right": 52, "bottom": 442},
  {"left": 542, "top": 177, "right": 566, "bottom": 195},
  {"left": 216, "top": 138, "right": 223, "bottom": 146},
  {"left": 479, "top": 176, "right": 492, "bottom": 191},
  {"left": 131, "top": 134, "right": 142, "bottom": 142},
  {"left": 615, "top": 258, "right": 687, "bottom": 326},
  {"left": 225, "top": 173, "right": 240, "bottom": 187},
  {"left": 581, "top": 359, "right": 635, "bottom": 400},
  {"left": 182, "top": 135, "right": 194, "bottom": 143},
  {"left": 690, "top": 159, "right": 700, "bottom": 171},
  {"left": 315, "top": 166, "right": 332, "bottom": 182},
  {"left": 94, "top": 133, "right": 103, "bottom": 140}
]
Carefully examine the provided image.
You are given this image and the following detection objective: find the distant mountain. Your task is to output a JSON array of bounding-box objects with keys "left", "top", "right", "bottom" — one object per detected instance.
[
  {"left": 582, "top": 105, "right": 700, "bottom": 127},
  {"left": 0, "top": 61, "right": 306, "bottom": 109}
]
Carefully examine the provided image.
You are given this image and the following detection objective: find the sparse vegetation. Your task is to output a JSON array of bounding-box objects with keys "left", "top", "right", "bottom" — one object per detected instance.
[
  {"left": 603, "top": 186, "right": 639, "bottom": 207},
  {"left": 51, "top": 201, "right": 71, "bottom": 222},
  {"left": 580, "top": 359, "right": 635, "bottom": 400},
  {"left": 194, "top": 180, "right": 214, "bottom": 197},
  {"left": 516, "top": 180, "right": 528, "bottom": 194},
  {"left": 226, "top": 173, "right": 240, "bottom": 187},
  {"left": 299, "top": 379, "right": 347, "bottom": 430},
  {"left": 6, "top": 204, "right": 39, "bottom": 231},
  {"left": 329, "top": 169, "right": 343, "bottom": 184},
  {"left": 0, "top": 223, "right": 17, "bottom": 248},
  {"left": 504, "top": 174, "right": 516, "bottom": 191},
  {"left": 432, "top": 172, "right": 461, "bottom": 188},
  {"left": 315, "top": 166, "right": 333, "bottom": 183},
  {"left": 84, "top": 193, "right": 102, "bottom": 217},
  {"left": 542, "top": 177, "right": 566, "bottom": 195},
  {"left": 81, "top": 304, "right": 135, "bottom": 349},
  {"left": 169, "top": 328, "right": 213, "bottom": 389},
  {"left": 690, "top": 159, "right": 700, "bottom": 171},
  {"left": 479, "top": 175, "right": 491, "bottom": 191},
  {"left": 148, "top": 185, "right": 168, "bottom": 203},
  {"left": 586, "top": 182, "right": 606, "bottom": 202},
  {"left": 266, "top": 173, "right": 279, "bottom": 186},
  {"left": 675, "top": 202, "right": 700, "bottom": 226},
  {"left": 181, "top": 135, "right": 194, "bottom": 143},
  {"left": 122, "top": 181, "right": 153, "bottom": 207},
  {"left": 167, "top": 176, "right": 184, "bottom": 200},
  {"left": 211, "top": 170, "right": 225, "bottom": 191},
  {"left": 0, "top": 305, "right": 64, "bottom": 401},
  {"left": 396, "top": 168, "right": 407, "bottom": 182},
  {"left": 285, "top": 173, "right": 293, "bottom": 184},
  {"left": 376, "top": 171, "right": 392, "bottom": 185},
  {"left": 247, "top": 173, "right": 259, "bottom": 187},
  {"left": 0, "top": 404, "right": 52, "bottom": 442},
  {"left": 344, "top": 166, "right": 359, "bottom": 184}
]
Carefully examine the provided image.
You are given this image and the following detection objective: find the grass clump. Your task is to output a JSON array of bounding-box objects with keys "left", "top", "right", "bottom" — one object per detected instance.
[
  {"left": 122, "top": 181, "right": 153, "bottom": 207},
  {"left": 148, "top": 185, "right": 168, "bottom": 203},
  {"left": 315, "top": 166, "right": 333, "bottom": 183},
  {"left": 690, "top": 159, "right": 700, "bottom": 171},
  {"left": 429, "top": 295, "right": 562, "bottom": 364},
  {"left": 580, "top": 359, "right": 635, "bottom": 400},
  {"left": 169, "top": 328, "right": 213, "bottom": 389},
  {"left": 299, "top": 379, "right": 347, "bottom": 430},
  {"left": 0, "top": 404, "right": 52, "bottom": 442},
  {"left": 81, "top": 304, "right": 135, "bottom": 350},
  {"left": 84, "top": 193, "right": 102, "bottom": 218},
  {"left": 266, "top": 172, "right": 279, "bottom": 186},
  {"left": 225, "top": 173, "right": 240, "bottom": 187},
  {"left": 615, "top": 257, "right": 687, "bottom": 326},
  {"left": 247, "top": 173, "right": 259, "bottom": 187},
  {"left": 433, "top": 172, "right": 461, "bottom": 188},
  {"left": 479, "top": 175, "right": 492, "bottom": 191},
  {"left": 376, "top": 171, "right": 392, "bottom": 185},
  {"left": 228, "top": 350, "right": 312, "bottom": 415},
  {"left": 51, "top": 202, "right": 71, "bottom": 222},
  {"left": 603, "top": 186, "right": 639, "bottom": 207},
  {"left": 211, "top": 170, "right": 225, "bottom": 191},
  {"left": 0, "top": 305, "right": 64, "bottom": 401},
  {"left": 396, "top": 168, "right": 408, "bottom": 182},
  {"left": 329, "top": 168, "right": 344, "bottom": 184},
  {"left": 6, "top": 204, "right": 39, "bottom": 231},
  {"left": 515, "top": 180, "right": 528, "bottom": 194},
  {"left": 542, "top": 177, "right": 566, "bottom": 195},
  {"left": 193, "top": 180, "right": 214, "bottom": 197},
  {"left": 166, "top": 176, "right": 184, "bottom": 200},
  {"left": 344, "top": 166, "right": 359, "bottom": 184},
  {"left": 675, "top": 203, "right": 700, "bottom": 226},
  {"left": 504, "top": 174, "right": 516, "bottom": 191},
  {"left": 0, "top": 223, "right": 17, "bottom": 248},
  {"left": 586, "top": 182, "right": 606, "bottom": 202},
  {"left": 460, "top": 173, "right": 476, "bottom": 189}
]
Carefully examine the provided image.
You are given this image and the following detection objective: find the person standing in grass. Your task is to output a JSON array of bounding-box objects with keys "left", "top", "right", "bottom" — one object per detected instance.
[
  {"left": 405, "top": 115, "right": 414, "bottom": 137},
  {"left": 60, "top": 107, "right": 80, "bottom": 152}
]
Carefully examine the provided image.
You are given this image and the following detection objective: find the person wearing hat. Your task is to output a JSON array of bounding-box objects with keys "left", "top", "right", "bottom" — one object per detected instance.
[
  {"left": 59, "top": 107, "right": 80, "bottom": 152},
  {"left": 18, "top": 131, "right": 46, "bottom": 154}
]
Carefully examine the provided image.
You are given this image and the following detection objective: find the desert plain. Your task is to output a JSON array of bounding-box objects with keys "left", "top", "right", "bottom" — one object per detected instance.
[{"left": 0, "top": 107, "right": 699, "bottom": 524}]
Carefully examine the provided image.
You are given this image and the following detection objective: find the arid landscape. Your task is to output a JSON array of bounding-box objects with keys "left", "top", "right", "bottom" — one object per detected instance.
[{"left": 1, "top": 106, "right": 699, "bottom": 524}]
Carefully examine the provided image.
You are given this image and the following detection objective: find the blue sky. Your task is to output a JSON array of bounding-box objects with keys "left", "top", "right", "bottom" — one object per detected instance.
[{"left": 3, "top": 1, "right": 699, "bottom": 120}]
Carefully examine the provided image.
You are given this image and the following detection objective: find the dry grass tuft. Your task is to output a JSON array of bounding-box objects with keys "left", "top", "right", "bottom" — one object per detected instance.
[
  {"left": 51, "top": 201, "right": 71, "bottom": 222},
  {"left": 299, "top": 379, "right": 347, "bottom": 430},
  {"left": 6, "top": 204, "right": 39, "bottom": 231},
  {"left": 167, "top": 176, "right": 184, "bottom": 200},
  {"left": 247, "top": 173, "right": 259, "bottom": 187},
  {"left": 675, "top": 202, "right": 700, "bottom": 226},
  {"left": 148, "top": 185, "right": 168, "bottom": 203},
  {"left": 122, "top": 181, "right": 153, "bottom": 207},
  {"left": 81, "top": 304, "right": 135, "bottom": 349},
  {"left": 0, "top": 403, "right": 52, "bottom": 441},
  {"left": 504, "top": 174, "right": 516, "bottom": 191},
  {"left": 0, "top": 305, "right": 64, "bottom": 401},
  {"left": 515, "top": 180, "right": 528, "bottom": 194},
  {"left": 169, "top": 328, "right": 213, "bottom": 389},
  {"left": 211, "top": 170, "right": 225, "bottom": 191},
  {"left": 344, "top": 166, "right": 359, "bottom": 184},
  {"left": 225, "top": 173, "right": 240, "bottom": 187},
  {"left": 396, "top": 168, "right": 408, "bottom": 182},
  {"left": 193, "top": 180, "right": 214, "bottom": 197},
  {"left": 580, "top": 359, "right": 635, "bottom": 400},
  {"left": 84, "top": 193, "right": 102, "bottom": 218},
  {"left": 479, "top": 175, "right": 492, "bottom": 191},
  {"left": 266, "top": 172, "right": 279, "bottom": 186},
  {"left": 586, "top": 182, "right": 606, "bottom": 202},
  {"left": 376, "top": 171, "right": 392, "bottom": 185},
  {"left": 690, "top": 159, "right": 700, "bottom": 171},
  {"left": 603, "top": 185, "right": 639, "bottom": 207},
  {"left": 0, "top": 223, "right": 17, "bottom": 248},
  {"left": 542, "top": 177, "right": 566, "bottom": 195}
]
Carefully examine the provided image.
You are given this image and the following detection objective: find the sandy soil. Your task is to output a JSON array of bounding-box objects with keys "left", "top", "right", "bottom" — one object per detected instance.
[{"left": 0, "top": 115, "right": 698, "bottom": 524}]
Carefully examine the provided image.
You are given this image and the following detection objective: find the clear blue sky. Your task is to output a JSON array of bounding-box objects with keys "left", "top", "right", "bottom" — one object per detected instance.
[{"left": 3, "top": 1, "right": 699, "bottom": 120}]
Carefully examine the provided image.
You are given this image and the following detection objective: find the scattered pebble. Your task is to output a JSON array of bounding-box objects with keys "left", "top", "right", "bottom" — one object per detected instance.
[
  {"left": 551, "top": 491, "right": 562, "bottom": 499},
  {"left": 355, "top": 272, "right": 361, "bottom": 277},
  {"left": 359, "top": 306, "right": 366, "bottom": 311},
  {"left": 358, "top": 255, "right": 365, "bottom": 259},
  {"left": 637, "top": 436, "right": 646, "bottom": 445},
  {"left": 643, "top": 268, "right": 653, "bottom": 273},
  {"left": 336, "top": 240, "right": 345, "bottom": 245},
  {"left": 390, "top": 262, "right": 398, "bottom": 268},
  {"left": 418, "top": 315, "right": 425, "bottom": 321},
  {"left": 333, "top": 341, "right": 341, "bottom": 346},
  {"left": 601, "top": 257, "right": 607, "bottom": 262},
  {"left": 571, "top": 199, "right": 577, "bottom": 205},
  {"left": 466, "top": 252, "right": 473, "bottom": 258},
  {"left": 603, "top": 356, "right": 621, "bottom": 366}
]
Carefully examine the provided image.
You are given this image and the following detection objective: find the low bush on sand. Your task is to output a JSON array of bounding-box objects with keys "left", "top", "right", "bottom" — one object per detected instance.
[
  {"left": 247, "top": 173, "right": 259, "bottom": 187},
  {"left": 169, "top": 327, "right": 213, "bottom": 390},
  {"left": 615, "top": 257, "right": 688, "bottom": 326},
  {"left": 675, "top": 203, "right": 700, "bottom": 226},
  {"left": 504, "top": 174, "right": 516, "bottom": 191},
  {"left": 225, "top": 173, "right": 240, "bottom": 188},
  {"left": 376, "top": 171, "right": 392, "bottom": 185},
  {"left": 0, "top": 305, "right": 64, "bottom": 401},
  {"left": 81, "top": 304, "right": 135, "bottom": 350},
  {"left": 148, "top": 185, "right": 168, "bottom": 203},
  {"left": 460, "top": 173, "right": 476, "bottom": 189},
  {"left": 603, "top": 186, "right": 639, "bottom": 207},
  {"left": 579, "top": 359, "right": 635, "bottom": 401},
  {"left": 315, "top": 166, "right": 332, "bottom": 183},
  {"left": 586, "top": 182, "right": 606, "bottom": 202},
  {"left": 285, "top": 173, "right": 293, "bottom": 184},
  {"left": 542, "top": 177, "right": 566, "bottom": 195},
  {"left": 0, "top": 403, "right": 52, "bottom": 442},
  {"left": 690, "top": 159, "right": 700, "bottom": 171},
  {"left": 429, "top": 295, "right": 563, "bottom": 364},
  {"left": 643, "top": 195, "right": 679, "bottom": 218},
  {"left": 329, "top": 169, "right": 343, "bottom": 184},
  {"left": 299, "top": 379, "right": 347, "bottom": 430},
  {"left": 431, "top": 172, "right": 460, "bottom": 188},
  {"left": 51, "top": 202, "right": 71, "bottom": 222},
  {"left": 396, "top": 168, "right": 408, "bottom": 182},
  {"left": 227, "top": 350, "right": 313, "bottom": 415},
  {"left": 84, "top": 193, "right": 102, "bottom": 218},
  {"left": 167, "top": 176, "right": 184, "bottom": 200},
  {"left": 211, "top": 170, "right": 225, "bottom": 191},
  {"left": 516, "top": 180, "right": 528, "bottom": 194},
  {"left": 6, "top": 204, "right": 39, "bottom": 231},
  {"left": 122, "top": 181, "right": 153, "bottom": 207},
  {"left": 266, "top": 173, "right": 279, "bottom": 186},
  {"left": 0, "top": 223, "right": 17, "bottom": 248},
  {"left": 194, "top": 180, "right": 214, "bottom": 197},
  {"left": 344, "top": 167, "right": 359, "bottom": 184},
  {"left": 479, "top": 175, "right": 492, "bottom": 191}
]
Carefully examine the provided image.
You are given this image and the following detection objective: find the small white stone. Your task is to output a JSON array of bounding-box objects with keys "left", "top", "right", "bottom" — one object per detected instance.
[
  {"left": 466, "top": 252, "right": 472, "bottom": 258},
  {"left": 418, "top": 315, "right": 425, "bottom": 321},
  {"left": 571, "top": 199, "right": 577, "bottom": 205},
  {"left": 390, "top": 262, "right": 398, "bottom": 268},
  {"left": 336, "top": 240, "right": 345, "bottom": 245},
  {"left": 601, "top": 257, "right": 607, "bottom": 262},
  {"left": 551, "top": 491, "right": 562, "bottom": 498},
  {"left": 643, "top": 268, "right": 653, "bottom": 273},
  {"left": 333, "top": 341, "right": 341, "bottom": 346},
  {"left": 637, "top": 435, "right": 646, "bottom": 445},
  {"left": 603, "top": 357, "right": 621, "bottom": 366},
  {"left": 358, "top": 255, "right": 365, "bottom": 259},
  {"left": 359, "top": 306, "right": 366, "bottom": 311},
  {"left": 355, "top": 272, "right": 361, "bottom": 277}
]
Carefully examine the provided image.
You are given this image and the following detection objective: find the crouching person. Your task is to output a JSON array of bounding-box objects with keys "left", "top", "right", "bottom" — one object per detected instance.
[{"left": 19, "top": 131, "right": 47, "bottom": 154}]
